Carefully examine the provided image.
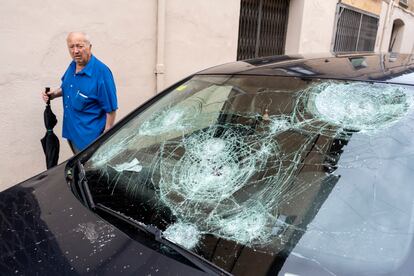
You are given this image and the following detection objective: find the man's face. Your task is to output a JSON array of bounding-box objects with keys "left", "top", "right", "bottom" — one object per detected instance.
[{"left": 67, "top": 33, "right": 92, "bottom": 67}]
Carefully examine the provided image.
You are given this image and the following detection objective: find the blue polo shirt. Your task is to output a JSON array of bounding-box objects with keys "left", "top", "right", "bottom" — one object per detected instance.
[{"left": 61, "top": 55, "right": 118, "bottom": 150}]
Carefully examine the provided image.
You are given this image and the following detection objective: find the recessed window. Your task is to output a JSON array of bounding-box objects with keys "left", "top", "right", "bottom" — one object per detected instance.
[
  {"left": 333, "top": 4, "right": 379, "bottom": 53},
  {"left": 237, "top": 0, "right": 290, "bottom": 60}
]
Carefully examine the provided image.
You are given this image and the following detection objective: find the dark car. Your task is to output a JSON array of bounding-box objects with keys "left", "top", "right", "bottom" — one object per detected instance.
[{"left": 2, "top": 53, "right": 414, "bottom": 276}]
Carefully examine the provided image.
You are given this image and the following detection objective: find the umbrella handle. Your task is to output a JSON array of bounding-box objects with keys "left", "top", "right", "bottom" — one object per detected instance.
[{"left": 45, "top": 87, "right": 51, "bottom": 105}]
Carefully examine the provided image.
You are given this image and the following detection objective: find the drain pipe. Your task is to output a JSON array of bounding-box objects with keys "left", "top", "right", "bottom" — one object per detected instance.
[
  {"left": 155, "top": 0, "right": 166, "bottom": 93},
  {"left": 379, "top": 0, "right": 394, "bottom": 52}
]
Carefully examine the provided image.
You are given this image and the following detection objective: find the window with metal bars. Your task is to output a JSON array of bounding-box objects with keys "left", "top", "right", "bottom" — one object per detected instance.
[
  {"left": 333, "top": 5, "right": 379, "bottom": 53},
  {"left": 237, "top": 0, "right": 290, "bottom": 60}
]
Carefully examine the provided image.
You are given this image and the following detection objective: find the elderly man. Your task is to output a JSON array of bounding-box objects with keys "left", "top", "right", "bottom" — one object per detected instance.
[{"left": 42, "top": 32, "right": 118, "bottom": 153}]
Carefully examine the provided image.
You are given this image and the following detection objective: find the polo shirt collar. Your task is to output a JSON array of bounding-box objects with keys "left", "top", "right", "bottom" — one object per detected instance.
[{"left": 73, "top": 55, "right": 96, "bottom": 77}]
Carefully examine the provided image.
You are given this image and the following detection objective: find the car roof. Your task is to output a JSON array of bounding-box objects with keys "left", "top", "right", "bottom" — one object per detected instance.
[{"left": 197, "top": 53, "right": 414, "bottom": 86}]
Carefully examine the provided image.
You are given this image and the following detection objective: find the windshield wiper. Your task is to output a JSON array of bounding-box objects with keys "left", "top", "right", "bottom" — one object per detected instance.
[
  {"left": 95, "top": 203, "right": 230, "bottom": 276},
  {"left": 77, "top": 160, "right": 96, "bottom": 209}
]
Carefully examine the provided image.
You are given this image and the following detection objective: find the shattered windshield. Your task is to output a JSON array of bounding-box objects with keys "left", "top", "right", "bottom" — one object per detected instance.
[{"left": 83, "top": 75, "right": 414, "bottom": 275}]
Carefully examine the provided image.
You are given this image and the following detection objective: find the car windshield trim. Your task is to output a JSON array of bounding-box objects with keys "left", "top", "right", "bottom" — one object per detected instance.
[
  {"left": 72, "top": 161, "right": 227, "bottom": 274},
  {"left": 95, "top": 203, "right": 230, "bottom": 276},
  {"left": 76, "top": 160, "right": 96, "bottom": 209}
]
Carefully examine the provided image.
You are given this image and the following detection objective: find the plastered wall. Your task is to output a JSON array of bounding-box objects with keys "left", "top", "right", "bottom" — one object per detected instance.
[
  {"left": 341, "top": 0, "right": 382, "bottom": 15},
  {"left": 378, "top": 1, "right": 414, "bottom": 53},
  {"left": 285, "top": 0, "right": 414, "bottom": 55},
  {"left": 285, "top": 0, "right": 338, "bottom": 54},
  {"left": 0, "top": 0, "right": 240, "bottom": 190}
]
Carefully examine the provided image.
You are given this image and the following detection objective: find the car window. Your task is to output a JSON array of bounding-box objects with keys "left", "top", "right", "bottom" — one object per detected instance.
[{"left": 83, "top": 75, "right": 414, "bottom": 275}]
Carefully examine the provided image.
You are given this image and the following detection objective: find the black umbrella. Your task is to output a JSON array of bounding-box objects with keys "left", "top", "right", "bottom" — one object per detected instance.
[{"left": 41, "top": 87, "right": 60, "bottom": 169}]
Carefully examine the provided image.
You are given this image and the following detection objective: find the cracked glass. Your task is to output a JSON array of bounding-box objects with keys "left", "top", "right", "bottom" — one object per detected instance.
[{"left": 83, "top": 75, "right": 414, "bottom": 275}]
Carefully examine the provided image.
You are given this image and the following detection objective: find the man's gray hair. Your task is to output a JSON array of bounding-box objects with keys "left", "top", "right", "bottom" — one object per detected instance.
[{"left": 67, "top": 31, "right": 91, "bottom": 45}]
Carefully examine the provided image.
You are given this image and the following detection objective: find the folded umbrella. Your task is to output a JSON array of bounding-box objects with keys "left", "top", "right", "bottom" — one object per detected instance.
[{"left": 41, "top": 87, "right": 60, "bottom": 169}]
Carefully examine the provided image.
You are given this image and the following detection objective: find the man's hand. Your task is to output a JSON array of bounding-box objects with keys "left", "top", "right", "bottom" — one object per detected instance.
[
  {"left": 104, "top": 110, "right": 117, "bottom": 132},
  {"left": 41, "top": 88, "right": 62, "bottom": 103}
]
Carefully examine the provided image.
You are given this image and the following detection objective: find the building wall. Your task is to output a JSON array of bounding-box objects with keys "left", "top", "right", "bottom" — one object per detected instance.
[
  {"left": 341, "top": 0, "right": 382, "bottom": 15},
  {"left": 299, "top": 0, "right": 338, "bottom": 54},
  {"left": 286, "top": 0, "right": 414, "bottom": 55},
  {"left": 285, "top": 0, "right": 305, "bottom": 54},
  {"left": 285, "top": 0, "right": 337, "bottom": 54},
  {"left": 378, "top": 0, "right": 414, "bottom": 53},
  {"left": 395, "top": 9, "right": 414, "bottom": 53},
  {"left": 405, "top": 0, "right": 414, "bottom": 13},
  {"left": 0, "top": 0, "right": 240, "bottom": 191},
  {"left": 164, "top": 0, "right": 240, "bottom": 88}
]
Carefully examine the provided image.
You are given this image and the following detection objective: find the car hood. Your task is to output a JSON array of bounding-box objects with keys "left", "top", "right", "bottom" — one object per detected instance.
[
  {"left": 0, "top": 162, "right": 207, "bottom": 275},
  {"left": 198, "top": 53, "right": 414, "bottom": 85}
]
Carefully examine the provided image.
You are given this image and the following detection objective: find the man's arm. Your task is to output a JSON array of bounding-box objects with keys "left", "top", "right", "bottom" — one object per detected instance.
[{"left": 104, "top": 110, "right": 117, "bottom": 132}]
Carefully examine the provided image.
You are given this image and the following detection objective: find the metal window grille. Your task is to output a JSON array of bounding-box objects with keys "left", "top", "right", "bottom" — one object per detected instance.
[
  {"left": 237, "top": 0, "right": 290, "bottom": 60},
  {"left": 333, "top": 5, "right": 379, "bottom": 53}
]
